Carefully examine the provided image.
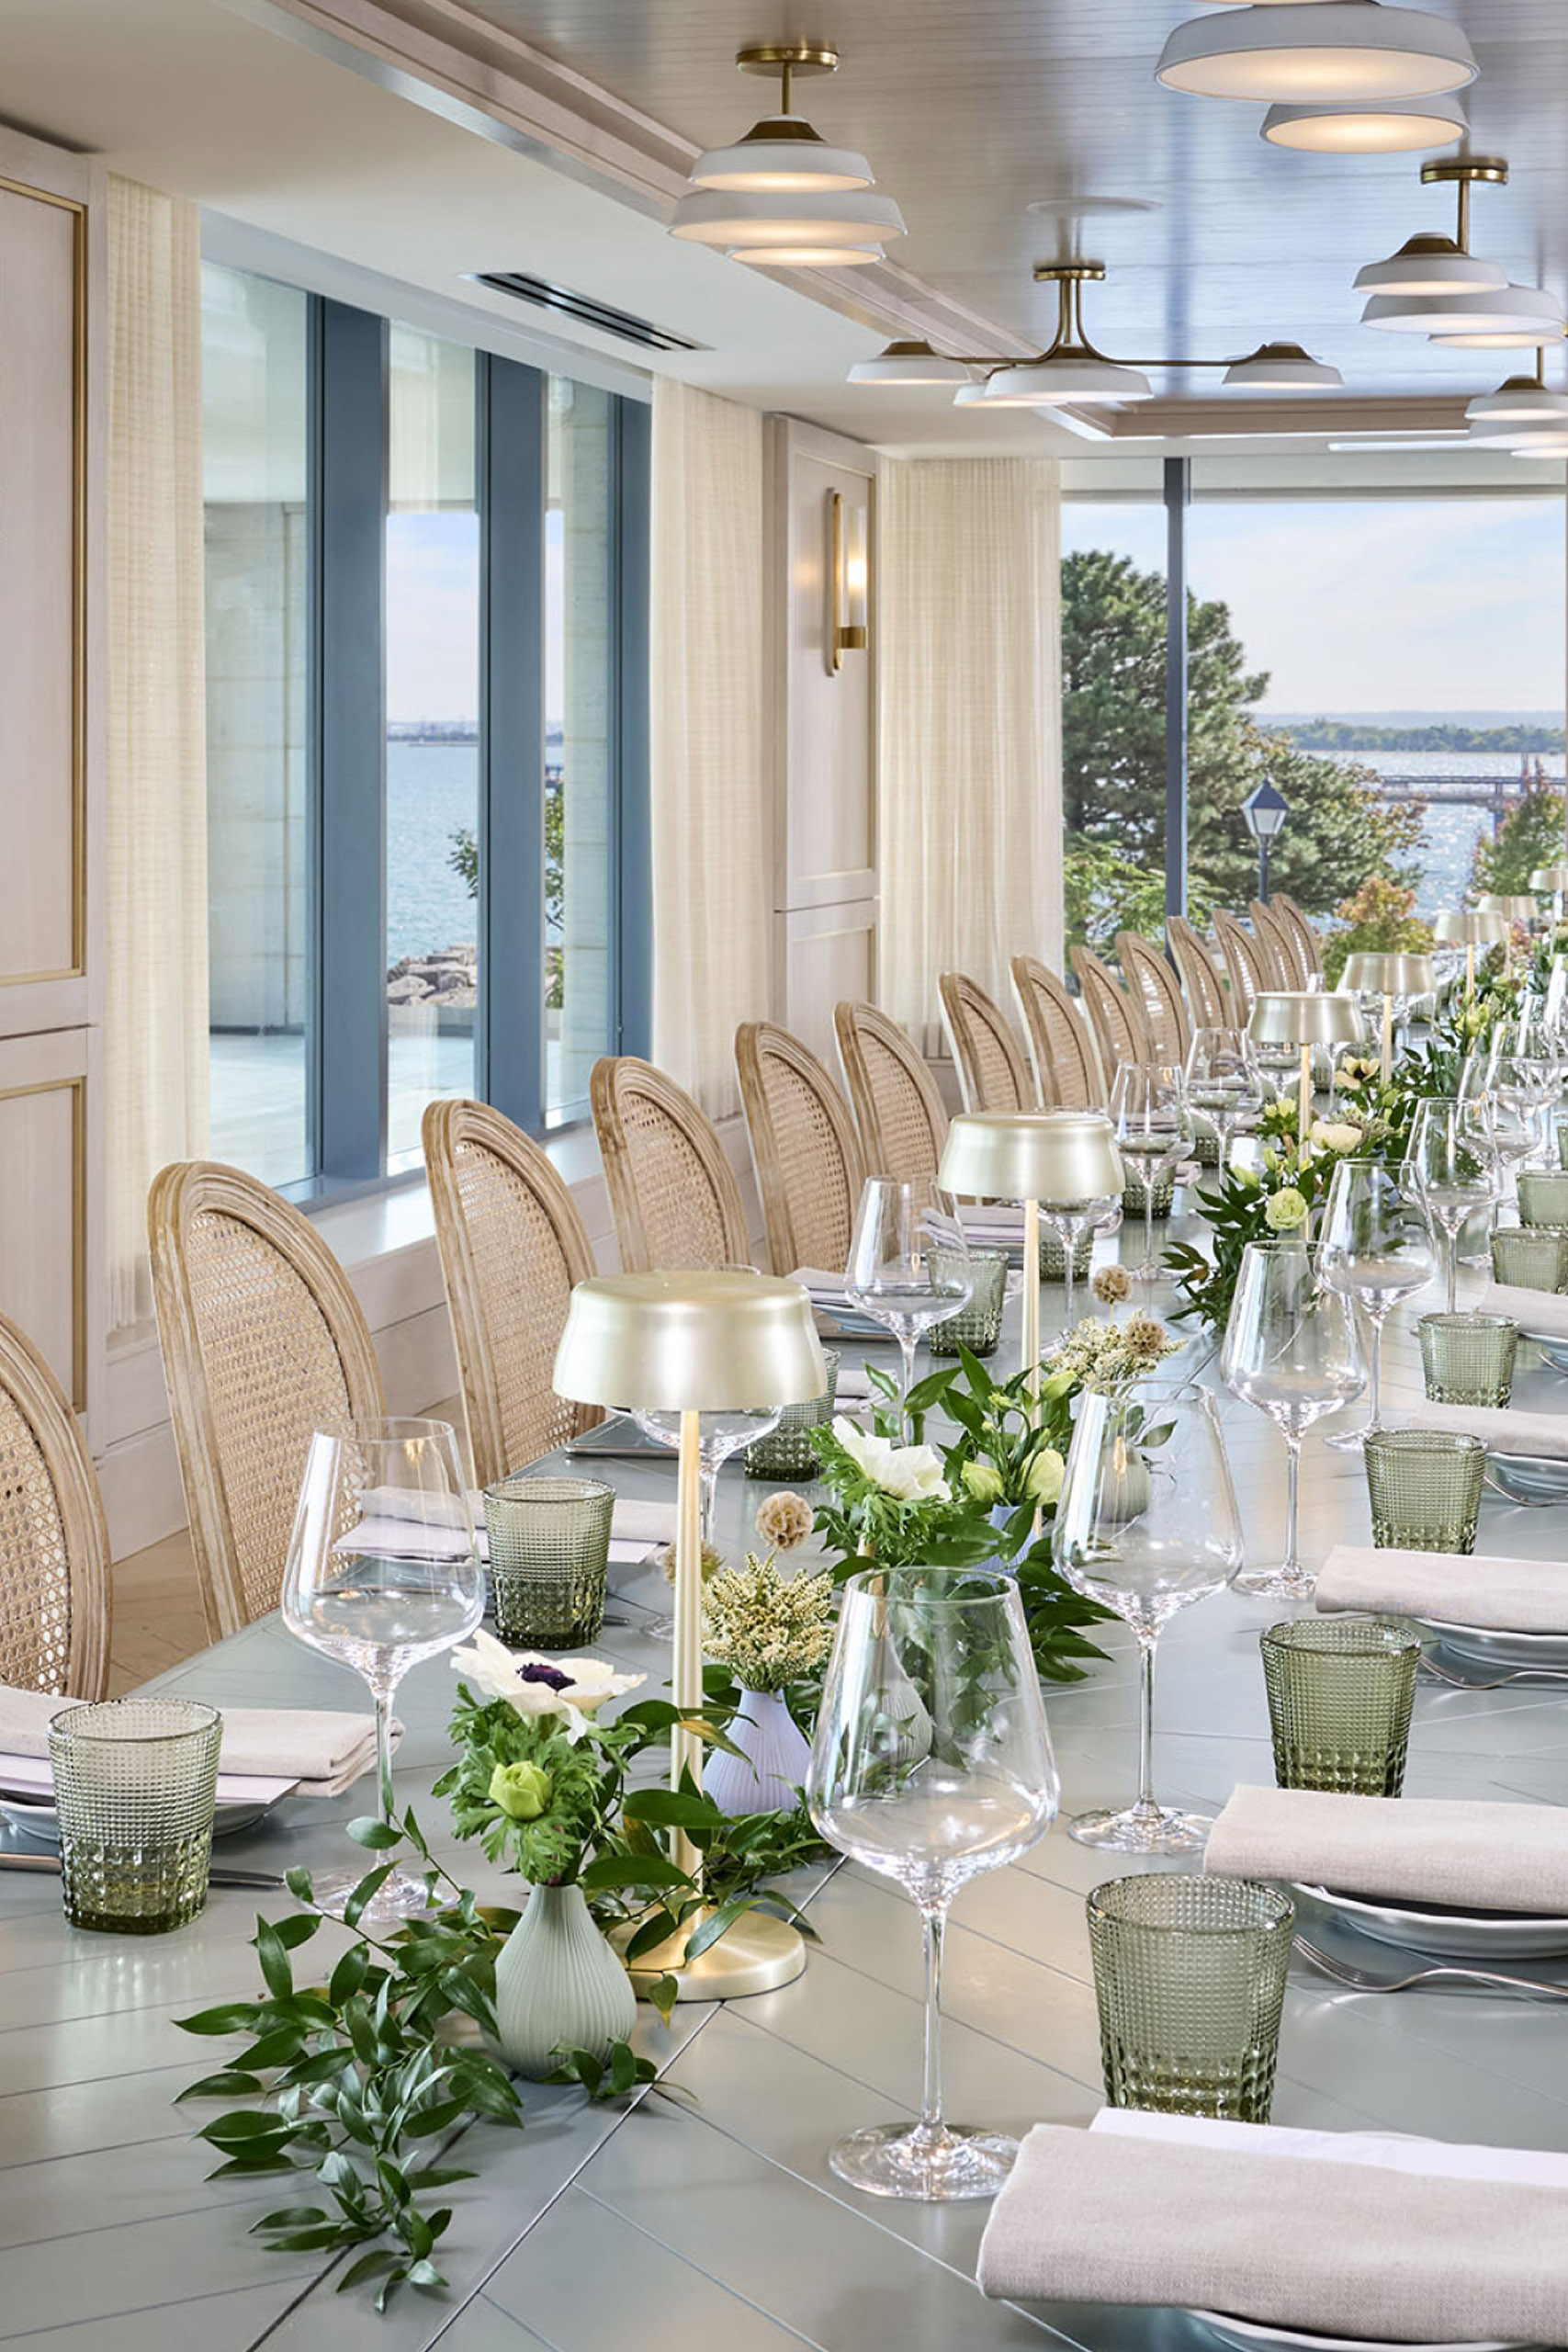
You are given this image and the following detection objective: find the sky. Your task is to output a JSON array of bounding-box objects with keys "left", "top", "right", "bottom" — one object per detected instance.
[
  {"left": 1062, "top": 493, "right": 1565, "bottom": 718},
  {"left": 385, "top": 508, "right": 567, "bottom": 725}
]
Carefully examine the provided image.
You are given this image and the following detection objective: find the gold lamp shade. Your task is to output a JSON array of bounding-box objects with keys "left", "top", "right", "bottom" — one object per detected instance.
[
  {"left": 937, "top": 1109, "right": 1122, "bottom": 1206},
  {"left": 1476, "top": 894, "right": 1539, "bottom": 925},
  {"left": 1339, "top": 951, "right": 1437, "bottom": 996},
  {"left": 1431, "top": 910, "right": 1507, "bottom": 946},
  {"left": 1247, "top": 991, "right": 1362, "bottom": 1048},
  {"left": 552, "top": 1270, "right": 825, "bottom": 1411},
  {"left": 1529, "top": 865, "right": 1568, "bottom": 892}
]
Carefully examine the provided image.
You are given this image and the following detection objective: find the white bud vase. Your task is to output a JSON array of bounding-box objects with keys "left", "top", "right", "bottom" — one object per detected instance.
[
  {"left": 489, "top": 1882, "right": 637, "bottom": 2081},
  {"left": 705, "top": 1689, "right": 813, "bottom": 1815}
]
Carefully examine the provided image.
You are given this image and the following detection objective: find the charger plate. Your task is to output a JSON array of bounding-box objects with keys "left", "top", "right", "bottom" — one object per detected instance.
[
  {"left": 1195, "top": 2312, "right": 1519, "bottom": 2352},
  {"left": 1292, "top": 1882, "right": 1568, "bottom": 1961}
]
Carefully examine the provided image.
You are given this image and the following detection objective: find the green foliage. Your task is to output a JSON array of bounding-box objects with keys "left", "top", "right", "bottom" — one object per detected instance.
[
  {"left": 1471, "top": 780, "right": 1568, "bottom": 899},
  {"left": 449, "top": 783, "right": 567, "bottom": 1005},
  {"left": 1323, "top": 876, "right": 1435, "bottom": 988},
  {"left": 1278, "top": 721, "right": 1563, "bottom": 754},
  {"left": 435, "top": 1697, "right": 615, "bottom": 1883}
]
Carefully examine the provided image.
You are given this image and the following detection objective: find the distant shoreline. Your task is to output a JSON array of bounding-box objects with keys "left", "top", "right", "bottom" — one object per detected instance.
[{"left": 1260, "top": 719, "right": 1564, "bottom": 754}]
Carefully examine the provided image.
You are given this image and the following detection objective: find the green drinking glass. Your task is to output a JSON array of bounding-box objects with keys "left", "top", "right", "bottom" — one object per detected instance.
[
  {"left": 50, "top": 1698, "right": 222, "bottom": 1934},
  {"left": 1490, "top": 1225, "right": 1568, "bottom": 1293},
  {"left": 483, "top": 1474, "right": 615, "bottom": 1646},
  {"left": 1417, "top": 1311, "right": 1518, "bottom": 1408},
  {"left": 1362, "top": 1426, "right": 1485, "bottom": 1554},
  {"left": 928, "top": 1249, "right": 1008, "bottom": 1358},
  {"left": 744, "top": 1349, "right": 840, "bottom": 1476},
  {"left": 1261, "top": 1614, "right": 1420, "bottom": 1797},
  {"left": 1087, "top": 1872, "right": 1293, "bottom": 2124},
  {"left": 1517, "top": 1170, "right": 1568, "bottom": 1229}
]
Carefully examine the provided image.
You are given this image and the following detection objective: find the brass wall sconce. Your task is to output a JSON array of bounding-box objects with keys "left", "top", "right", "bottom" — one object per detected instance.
[{"left": 829, "top": 488, "right": 869, "bottom": 673}]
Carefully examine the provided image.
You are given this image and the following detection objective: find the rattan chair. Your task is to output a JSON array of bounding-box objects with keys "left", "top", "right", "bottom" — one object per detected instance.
[
  {"left": 833, "top": 1000, "right": 949, "bottom": 1193},
  {"left": 1252, "top": 899, "right": 1306, "bottom": 989},
  {"left": 1071, "top": 944, "right": 1153, "bottom": 1078},
  {"left": 1273, "top": 891, "right": 1326, "bottom": 982},
  {"left": 1010, "top": 955, "right": 1104, "bottom": 1109},
  {"left": 1213, "top": 910, "right": 1272, "bottom": 1020},
  {"left": 148, "top": 1161, "right": 388, "bottom": 1642},
  {"left": 0, "top": 1311, "right": 111, "bottom": 1702},
  {"left": 423, "top": 1099, "right": 604, "bottom": 1490},
  {"left": 1115, "top": 931, "right": 1191, "bottom": 1067},
  {"left": 1168, "top": 916, "right": 1231, "bottom": 1031},
  {"left": 938, "top": 970, "right": 1035, "bottom": 1114},
  {"left": 591, "top": 1056, "right": 751, "bottom": 1274},
  {"left": 735, "top": 1021, "right": 866, "bottom": 1277}
]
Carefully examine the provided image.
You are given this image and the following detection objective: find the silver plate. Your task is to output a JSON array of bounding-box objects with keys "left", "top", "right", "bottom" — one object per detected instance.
[
  {"left": 1414, "top": 1615, "right": 1568, "bottom": 1669},
  {"left": 1194, "top": 2312, "right": 1520, "bottom": 2352},
  {"left": 1482, "top": 1451, "right": 1568, "bottom": 1503},
  {"left": 1519, "top": 1329, "right": 1568, "bottom": 1374},
  {"left": 1293, "top": 1883, "right": 1568, "bottom": 1960},
  {"left": 0, "top": 1795, "right": 269, "bottom": 1845}
]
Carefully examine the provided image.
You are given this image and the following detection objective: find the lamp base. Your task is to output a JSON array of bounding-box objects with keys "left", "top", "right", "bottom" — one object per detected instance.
[{"left": 611, "top": 1905, "right": 807, "bottom": 2002}]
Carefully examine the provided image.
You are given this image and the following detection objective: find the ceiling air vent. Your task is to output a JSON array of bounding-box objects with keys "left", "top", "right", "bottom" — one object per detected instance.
[{"left": 469, "top": 271, "right": 704, "bottom": 353}]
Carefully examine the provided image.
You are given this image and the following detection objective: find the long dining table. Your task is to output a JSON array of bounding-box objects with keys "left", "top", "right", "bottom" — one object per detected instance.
[{"left": 4, "top": 1261, "right": 1568, "bottom": 2352}]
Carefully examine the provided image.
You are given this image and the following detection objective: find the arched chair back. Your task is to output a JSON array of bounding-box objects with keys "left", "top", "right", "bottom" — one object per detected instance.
[
  {"left": 590, "top": 1056, "right": 751, "bottom": 1274},
  {"left": 1252, "top": 899, "right": 1306, "bottom": 989},
  {"left": 1168, "top": 916, "right": 1230, "bottom": 1030},
  {"left": 1010, "top": 955, "right": 1104, "bottom": 1109},
  {"left": 735, "top": 1021, "right": 866, "bottom": 1277},
  {"left": 423, "top": 1099, "right": 604, "bottom": 1490},
  {"left": 1273, "top": 892, "right": 1326, "bottom": 982},
  {"left": 832, "top": 1001, "right": 948, "bottom": 1195},
  {"left": 148, "top": 1160, "right": 388, "bottom": 1640},
  {"left": 0, "top": 1311, "right": 111, "bottom": 1701},
  {"left": 1115, "top": 931, "right": 1192, "bottom": 1066},
  {"left": 1071, "top": 944, "right": 1153, "bottom": 1078},
  {"left": 1213, "top": 910, "right": 1271, "bottom": 1022},
  {"left": 938, "top": 970, "right": 1034, "bottom": 1114}
]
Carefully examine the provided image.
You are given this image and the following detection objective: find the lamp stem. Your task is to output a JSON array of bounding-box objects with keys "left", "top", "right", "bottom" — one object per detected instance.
[
  {"left": 672, "top": 1407, "right": 704, "bottom": 1883},
  {"left": 1467, "top": 941, "right": 1476, "bottom": 996},
  {"left": 1298, "top": 1043, "right": 1313, "bottom": 1153},
  {"left": 1381, "top": 991, "right": 1393, "bottom": 1086},
  {"left": 1022, "top": 1197, "right": 1042, "bottom": 1400}
]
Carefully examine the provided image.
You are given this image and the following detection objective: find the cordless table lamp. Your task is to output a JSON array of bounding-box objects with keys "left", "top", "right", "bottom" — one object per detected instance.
[
  {"left": 1339, "top": 951, "right": 1437, "bottom": 1082},
  {"left": 1432, "top": 909, "right": 1507, "bottom": 994},
  {"left": 1247, "top": 992, "right": 1362, "bottom": 1147}
]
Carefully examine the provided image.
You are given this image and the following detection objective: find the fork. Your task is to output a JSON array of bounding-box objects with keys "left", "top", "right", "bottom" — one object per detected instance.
[
  {"left": 1419, "top": 1655, "right": 1568, "bottom": 1690},
  {"left": 1293, "top": 1935, "right": 1568, "bottom": 2000}
]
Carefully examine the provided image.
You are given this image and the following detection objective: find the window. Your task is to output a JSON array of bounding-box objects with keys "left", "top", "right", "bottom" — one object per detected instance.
[
  {"left": 198, "top": 266, "right": 650, "bottom": 1193},
  {"left": 1060, "top": 485, "right": 1168, "bottom": 956},
  {"left": 201, "top": 262, "right": 310, "bottom": 1185}
]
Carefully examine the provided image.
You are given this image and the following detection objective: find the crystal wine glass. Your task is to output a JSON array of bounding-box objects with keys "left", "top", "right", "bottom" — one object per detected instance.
[
  {"left": 845, "top": 1179, "right": 972, "bottom": 1422},
  {"left": 1404, "top": 1095, "right": 1497, "bottom": 1313},
  {"left": 1221, "top": 1241, "right": 1364, "bottom": 1600},
  {"left": 1316, "top": 1159, "right": 1436, "bottom": 1452},
  {"left": 282, "top": 1419, "right": 484, "bottom": 1918},
  {"left": 1054, "top": 1383, "right": 1242, "bottom": 1852},
  {"left": 1458, "top": 1056, "right": 1533, "bottom": 1212},
  {"left": 806, "top": 1566, "right": 1058, "bottom": 2201},
  {"left": 1487, "top": 1044, "right": 1562, "bottom": 1170},
  {"left": 1109, "top": 1063, "right": 1194, "bottom": 1283},
  {"left": 1185, "top": 1026, "right": 1264, "bottom": 1178}
]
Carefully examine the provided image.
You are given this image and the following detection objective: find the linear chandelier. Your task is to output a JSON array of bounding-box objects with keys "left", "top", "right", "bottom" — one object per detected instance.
[{"left": 1156, "top": 2, "right": 1478, "bottom": 107}]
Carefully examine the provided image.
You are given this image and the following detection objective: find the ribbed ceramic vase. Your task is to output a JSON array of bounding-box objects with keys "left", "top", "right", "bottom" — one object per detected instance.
[
  {"left": 704, "top": 1689, "right": 813, "bottom": 1816},
  {"left": 490, "top": 1883, "right": 637, "bottom": 2080}
]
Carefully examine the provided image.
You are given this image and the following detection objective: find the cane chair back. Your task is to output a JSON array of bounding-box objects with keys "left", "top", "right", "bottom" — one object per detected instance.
[
  {"left": 1252, "top": 899, "right": 1307, "bottom": 989},
  {"left": 423, "top": 1099, "right": 604, "bottom": 1489},
  {"left": 1115, "top": 932, "right": 1192, "bottom": 1067},
  {"left": 1168, "top": 916, "right": 1231, "bottom": 1030},
  {"left": 1273, "top": 892, "right": 1326, "bottom": 982},
  {"left": 1010, "top": 956, "right": 1104, "bottom": 1109},
  {"left": 148, "top": 1161, "right": 388, "bottom": 1641},
  {"left": 735, "top": 1022, "right": 866, "bottom": 1277},
  {"left": 1071, "top": 944, "right": 1153, "bottom": 1077},
  {"left": 0, "top": 1312, "right": 110, "bottom": 1702},
  {"left": 938, "top": 970, "right": 1035, "bottom": 1114},
  {"left": 590, "top": 1056, "right": 750, "bottom": 1275},
  {"left": 1213, "top": 910, "right": 1271, "bottom": 1021},
  {"left": 832, "top": 1001, "right": 949, "bottom": 1195}
]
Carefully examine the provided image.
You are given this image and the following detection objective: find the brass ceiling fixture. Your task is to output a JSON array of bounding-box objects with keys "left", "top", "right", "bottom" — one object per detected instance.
[
  {"left": 1358, "top": 156, "right": 1566, "bottom": 343},
  {"left": 1356, "top": 156, "right": 1506, "bottom": 300}
]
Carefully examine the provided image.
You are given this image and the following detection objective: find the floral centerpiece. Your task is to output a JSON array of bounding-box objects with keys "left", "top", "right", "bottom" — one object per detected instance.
[{"left": 701, "top": 1549, "right": 834, "bottom": 1814}]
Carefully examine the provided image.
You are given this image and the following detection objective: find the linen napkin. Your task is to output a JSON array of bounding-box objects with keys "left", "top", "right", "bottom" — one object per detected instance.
[
  {"left": 0, "top": 1685, "right": 392, "bottom": 1800},
  {"left": 976, "top": 2109, "right": 1568, "bottom": 2338},
  {"left": 1406, "top": 1397, "right": 1568, "bottom": 1458},
  {"left": 1316, "top": 1541, "right": 1568, "bottom": 1633},
  {"left": 1479, "top": 1276, "right": 1568, "bottom": 1330},
  {"left": 1203, "top": 1782, "right": 1568, "bottom": 1914},
  {"left": 352, "top": 1490, "right": 675, "bottom": 1567}
]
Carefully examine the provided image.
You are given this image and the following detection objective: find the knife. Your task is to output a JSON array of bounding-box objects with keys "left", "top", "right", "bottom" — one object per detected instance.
[{"left": 0, "top": 1851, "right": 287, "bottom": 1891}]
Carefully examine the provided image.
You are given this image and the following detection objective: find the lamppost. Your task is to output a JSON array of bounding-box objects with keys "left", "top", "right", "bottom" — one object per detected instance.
[{"left": 1243, "top": 777, "right": 1289, "bottom": 902}]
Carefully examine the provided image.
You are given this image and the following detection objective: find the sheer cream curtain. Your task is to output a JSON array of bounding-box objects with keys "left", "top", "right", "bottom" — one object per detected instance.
[
  {"left": 877, "top": 458, "right": 1063, "bottom": 1053},
  {"left": 106, "top": 176, "right": 209, "bottom": 1331},
  {"left": 649, "top": 379, "right": 770, "bottom": 1121}
]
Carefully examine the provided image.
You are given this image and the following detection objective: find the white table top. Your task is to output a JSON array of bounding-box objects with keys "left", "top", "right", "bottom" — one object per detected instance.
[{"left": 5, "top": 1246, "right": 1568, "bottom": 2350}]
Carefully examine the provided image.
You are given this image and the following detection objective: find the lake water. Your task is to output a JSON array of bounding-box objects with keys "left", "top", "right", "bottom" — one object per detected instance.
[{"left": 1318, "top": 749, "right": 1566, "bottom": 916}]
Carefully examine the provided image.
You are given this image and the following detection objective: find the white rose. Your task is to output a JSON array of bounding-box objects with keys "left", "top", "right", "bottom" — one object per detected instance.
[{"left": 1310, "top": 1119, "right": 1364, "bottom": 1155}]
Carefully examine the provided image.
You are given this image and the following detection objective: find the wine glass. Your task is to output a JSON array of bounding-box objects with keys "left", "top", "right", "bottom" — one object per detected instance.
[
  {"left": 1487, "top": 1043, "right": 1562, "bottom": 1169},
  {"left": 1458, "top": 1056, "right": 1534, "bottom": 1211},
  {"left": 1185, "top": 1026, "right": 1264, "bottom": 1177},
  {"left": 282, "top": 1419, "right": 484, "bottom": 1918},
  {"left": 1054, "top": 1383, "right": 1242, "bottom": 1852},
  {"left": 1404, "top": 1095, "right": 1497, "bottom": 1313},
  {"left": 845, "top": 1179, "right": 972, "bottom": 1422},
  {"left": 1316, "top": 1160, "right": 1436, "bottom": 1452},
  {"left": 1109, "top": 1063, "right": 1194, "bottom": 1283},
  {"left": 1221, "top": 1241, "right": 1364, "bottom": 1600},
  {"left": 806, "top": 1566, "right": 1058, "bottom": 2201}
]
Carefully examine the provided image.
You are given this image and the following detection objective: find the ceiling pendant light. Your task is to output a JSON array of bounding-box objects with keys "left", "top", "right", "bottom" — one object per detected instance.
[
  {"left": 1354, "top": 156, "right": 1506, "bottom": 299},
  {"left": 1261, "top": 93, "right": 1467, "bottom": 151},
  {"left": 670, "top": 44, "right": 904, "bottom": 260},
  {"left": 976, "top": 266, "right": 1153, "bottom": 404},
  {"left": 1510, "top": 442, "right": 1568, "bottom": 459},
  {"left": 848, "top": 340, "right": 973, "bottom": 385},
  {"left": 1467, "top": 363, "right": 1568, "bottom": 427},
  {"left": 1156, "top": 3, "right": 1478, "bottom": 105},
  {"left": 1429, "top": 288, "right": 1567, "bottom": 347},
  {"left": 1222, "top": 341, "right": 1344, "bottom": 389}
]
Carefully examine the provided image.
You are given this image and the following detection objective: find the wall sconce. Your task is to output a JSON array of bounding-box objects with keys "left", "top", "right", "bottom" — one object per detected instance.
[{"left": 829, "top": 489, "right": 869, "bottom": 674}]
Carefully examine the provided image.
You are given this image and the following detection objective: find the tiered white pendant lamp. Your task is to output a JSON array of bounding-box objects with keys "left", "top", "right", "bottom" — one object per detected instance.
[
  {"left": 1156, "top": 3, "right": 1478, "bottom": 105},
  {"left": 1429, "top": 288, "right": 1567, "bottom": 347},
  {"left": 1261, "top": 93, "right": 1467, "bottom": 151},
  {"left": 1357, "top": 157, "right": 1563, "bottom": 345},
  {"left": 1467, "top": 368, "right": 1568, "bottom": 430},
  {"left": 670, "top": 43, "right": 904, "bottom": 266},
  {"left": 848, "top": 341, "right": 973, "bottom": 386},
  {"left": 1222, "top": 341, "right": 1344, "bottom": 389}
]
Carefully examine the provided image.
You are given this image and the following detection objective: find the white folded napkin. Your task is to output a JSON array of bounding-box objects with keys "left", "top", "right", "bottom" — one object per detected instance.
[
  {"left": 1406, "top": 1397, "right": 1568, "bottom": 1458},
  {"left": 832, "top": 1363, "right": 876, "bottom": 1403},
  {"left": 1204, "top": 1782, "right": 1568, "bottom": 1914},
  {"left": 353, "top": 1491, "right": 675, "bottom": 1567},
  {"left": 788, "top": 1267, "right": 858, "bottom": 1307},
  {"left": 1479, "top": 1277, "right": 1568, "bottom": 1331},
  {"left": 977, "top": 2108, "right": 1568, "bottom": 2337},
  {"left": 0, "top": 1685, "right": 392, "bottom": 1801},
  {"left": 1316, "top": 1541, "right": 1568, "bottom": 1633}
]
